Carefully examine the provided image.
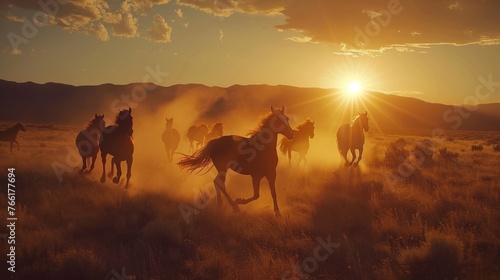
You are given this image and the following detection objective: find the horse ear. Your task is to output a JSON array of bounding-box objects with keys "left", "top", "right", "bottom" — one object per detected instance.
[
  {"left": 281, "top": 106, "right": 285, "bottom": 113},
  {"left": 94, "top": 114, "right": 97, "bottom": 118},
  {"left": 129, "top": 107, "right": 132, "bottom": 114},
  {"left": 270, "top": 106, "right": 275, "bottom": 112}
]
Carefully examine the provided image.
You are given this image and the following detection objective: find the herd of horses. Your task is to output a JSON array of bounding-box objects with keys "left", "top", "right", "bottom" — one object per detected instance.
[{"left": 1, "top": 106, "right": 369, "bottom": 215}]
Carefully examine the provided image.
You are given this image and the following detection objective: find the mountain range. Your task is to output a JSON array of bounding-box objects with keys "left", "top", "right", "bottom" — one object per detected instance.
[{"left": 1, "top": 79, "right": 499, "bottom": 131}]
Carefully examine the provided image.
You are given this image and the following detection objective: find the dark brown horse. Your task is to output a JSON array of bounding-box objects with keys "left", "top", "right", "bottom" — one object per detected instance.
[
  {"left": 178, "top": 106, "right": 294, "bottom": 215},
  {"left": 279, "top": 119, "right": 315, "bottom": 166},
  {"left": 100, "top": 108, "right": 134, "bottom": 188},
  {"left": 0, "top": 123, "right": 26, "bottom": 152},
  {"left": 162, "top": 117, "right": 181, "bottom": 162},
  {"left": 75, "top": 114, "right": 105, "bottom": 173},
  {"left": 337, "top": 112, "right": 369, "bottom": 167},
  {"left": 186, "top": 124, "right": 209, "bottom": 153}
]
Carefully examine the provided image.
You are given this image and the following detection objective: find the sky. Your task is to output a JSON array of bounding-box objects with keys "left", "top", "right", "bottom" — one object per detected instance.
[{"left": 1, "top": 0, "right": 500, "bottom": 105}]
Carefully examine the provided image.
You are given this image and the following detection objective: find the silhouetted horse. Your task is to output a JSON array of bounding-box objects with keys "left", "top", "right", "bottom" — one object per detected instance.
[
  {"left": 186, "top": 123, "right": 209, "bottom": 153},
  {"left": 178, "top": 106, "right": 294, "bottom": 215},
  {"left": 205, "top": 122, "right": 223, "bottom": 144},
  {"left": 0, "top": 123, "right": 26, "bottom": 152},
  {"left": 100, "top": 108, "right": 134, "bottom": 188},
  {"left": 337, "top": 112, "right": 369, "bottom": 167},
  {"left": 162, "top": 117, "right": 181, "bottom": 162},
  {"left": 279, "top": 119, "right": 315, "bottom": 166},
  {"left": 76, "top": 114, "right": 105, "bottom": 173}
]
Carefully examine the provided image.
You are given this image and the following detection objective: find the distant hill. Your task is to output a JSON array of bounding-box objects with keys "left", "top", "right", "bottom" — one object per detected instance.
[{"left": 1, "top": 79, "right": 499, "bottom": 131}]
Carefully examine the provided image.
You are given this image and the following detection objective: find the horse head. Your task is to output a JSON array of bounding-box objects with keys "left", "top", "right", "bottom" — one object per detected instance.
[
  {"left": 357, "top": 111, "right": 369, "bottom": 132},
  {"left": 15, "top": 123, "right": 26, "bottom": 132},
  {"left": 166, "top": 117, "right": 173, "bottom": 129},
  {"left": 89, "top": 114, "right": 105, "bottom": 131},
  {"left": 116, "top": 107, "right": 133, "bottom": 135},
  {"left": 271, "top": 106, "right": 294, "bottom": 140},
  {"left": 305, "top": 119, "right": 315, "bottom": 139},
  {"left": 212, "top": 122, "right": 223, "bottom": 136}
]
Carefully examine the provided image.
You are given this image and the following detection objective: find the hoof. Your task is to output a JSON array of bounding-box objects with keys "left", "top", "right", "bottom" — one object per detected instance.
[
  {"left": 100, "top": 176, "right": 106, "bottom": 183},
  {"left": 113, "top": 177, "right": 119, "bottom": 184},
  {"left": 353, "top": 162, "right": 359, "bottom": 167},
  {"left": 344, "top": 162, "right": 350, "bottom": 167},
  {"left": 275, "top": 211, "right": 282, "bottom": 217}
]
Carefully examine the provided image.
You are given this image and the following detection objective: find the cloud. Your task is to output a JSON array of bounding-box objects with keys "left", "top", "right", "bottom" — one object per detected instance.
[
  {"left": 149, "top": 14, "right": 172, "bottom": 43},
  {"left": 175, "top": 8, "right": 183, "bottom": 18},
  {"left": 83, "top": 22, "right": 109, "bottom": 41},
  {"left": 131, "top": 0, "right": 170, "bottom": 15},
  {"left": 104, "top": 1, "right": 139, "bottom": 38},
  {"left": 178, "top": 0, "right": 500, "bottom": 50},
  {"left": 177, "top": 0, "right": 284, "bottom": 17},
  {"left": 0, "top": 0, "right": 162, "bottom": 41},
  {"left": 285, "top": 36, "right": 314, "bottom": 43}
]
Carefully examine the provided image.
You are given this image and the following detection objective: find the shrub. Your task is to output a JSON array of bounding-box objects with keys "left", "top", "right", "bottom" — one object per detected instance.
[
  {"left": 51, "top": 248, "right": 106, "bottom": 280},
  {"left": 438, "top": 148, "right": 459, "bottom": 161},
  {"left": 412, "top": 139, "right": 434, "bottom": 166},
  {"left": 384, "top": 138, "right": 409, "bottom": 168},
  {"left": 399, "top": 231, "right": 464, "bottom": 280},
  {"left": 471, "top": 145, "right": 483, "bottom": 151}
]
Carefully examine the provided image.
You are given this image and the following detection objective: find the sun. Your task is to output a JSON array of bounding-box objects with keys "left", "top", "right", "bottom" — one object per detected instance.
[{"left": 347, "top": 82, "right": 361, "bottom": 95}]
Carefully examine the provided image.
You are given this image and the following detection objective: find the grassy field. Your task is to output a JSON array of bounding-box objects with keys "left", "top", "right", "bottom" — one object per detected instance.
[{"left": 0, "top": 123, "right": 499, "bottom": 280}]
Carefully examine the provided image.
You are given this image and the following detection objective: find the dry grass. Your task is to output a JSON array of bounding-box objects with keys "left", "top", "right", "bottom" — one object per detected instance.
[{"left": 0, "top": 124, "right": 499, "bottom": 279}]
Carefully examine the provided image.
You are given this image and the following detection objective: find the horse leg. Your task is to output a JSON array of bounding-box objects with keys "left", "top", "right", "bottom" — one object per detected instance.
[
  {"left": 80, "top": 156, "right": 86, "bottom": 173},
  {"left": 287, "top": 149, "right": 292, "bottom": 166},
  {"left": 341, "top": 149, "right": 349, "bottom": 167},
  {"left": 354, "top": 148, "right": 363, "bottom": 167},
  {"left": 301, "top": 154, "right": 307, "bottom": 167},
  {"left": 113, "top": 159, "right": 121, "bottom": 184},
  {"left": 214, "top": 171, "right": 239, "bottom": 212},
  {"left": 100, "top": 153, "right": 107, "bottom": 183},
  {"left": 125, "top": 157, "right": 132, "bottom": 188},
  {"left": 266, "top": 170, "right": 280, "bottom": 216},
  {"left": 235, "top": 175, "right": 262, "bottom": 205},
  {"left": 108, "top": 157, "right": 115, "bottom": 179},
  {"left": 14, "top": 140, "right": 20, "bottom": 151},
  {"left": 89, "top": 153, "right": 97, "bottom": 173},
  {"left": 349, "top": 149, "right": 357, "bottom": 166}
]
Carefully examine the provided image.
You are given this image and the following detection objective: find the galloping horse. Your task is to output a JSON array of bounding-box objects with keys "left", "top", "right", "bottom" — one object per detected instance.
[
  {"left": 186, "top": 123, "right": 209, "bottom": 153},
  {"left": 0, "top": 123, "right": 26, "bottom": 152},
  {"left": 75, "top": 114, "right": 105, "bottom": 173},
  {"left": 279, "top": 119, "right": 315, "bottom": 166},
  {"left": 205, "top": 122, "right": 223, "bottom": 144},
  {"left": 100, "top": 108, "right": 134, "bottom": 188},
  {"left": 162, "top": 117, "right": 181, "bottom": 162},
  {"left": 178, "top": 106, "right": 294, "bottom": 215},
  {"left": 337, "top": 112, "right": 369, "bottom": 167}
]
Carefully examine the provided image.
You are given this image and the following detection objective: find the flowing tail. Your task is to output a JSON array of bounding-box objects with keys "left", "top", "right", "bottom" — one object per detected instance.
[
  {"left": 279, "top": 138, "right": 291, "bottom": 155},
  {"left": 178, "top": 140, "right": 214, "bottom": 173}
]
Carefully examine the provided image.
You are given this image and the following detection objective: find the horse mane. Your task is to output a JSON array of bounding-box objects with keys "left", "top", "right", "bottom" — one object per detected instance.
[
  {"left": 246, "top": 112, "right": 274, "bottom": 136},
  {"left": 296, "top": 119, "right": 312, "bottom": 131},
  {"left": 84, "top": 116, "right": 100, "bottom": 130},
  {"left": 350, "top": 115, "right": 361, "bottom": 127}
]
